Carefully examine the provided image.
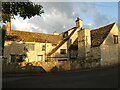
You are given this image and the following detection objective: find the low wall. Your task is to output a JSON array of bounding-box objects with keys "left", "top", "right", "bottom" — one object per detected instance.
[
  {"left": 2, "top": 59, "right": 101, "bottom": 74},
  {"left": 3, "top": 61, "right": 71, "bottom": 73}
]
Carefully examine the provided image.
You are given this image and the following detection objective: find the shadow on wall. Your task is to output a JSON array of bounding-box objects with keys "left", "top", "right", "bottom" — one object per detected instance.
[
  {"left": 2, "top": 62, "right": 46, "bottom": 74},
  {"left": 3, "top": 40, "right": 46, "bottom": 74},
  {"left": 3, "top": 39, "right": 29, "bottom": 63},
  {"left": 50, "top": 61, "right": 71, "bottom": 72},
  {"left": 19, "top": 63, "right": 46, "bottom": 73}
]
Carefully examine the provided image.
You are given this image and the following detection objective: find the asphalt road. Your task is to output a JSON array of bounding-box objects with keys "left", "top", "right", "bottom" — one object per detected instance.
[{"left": 2, "top": 67, "right": 119, "bottom": 88}]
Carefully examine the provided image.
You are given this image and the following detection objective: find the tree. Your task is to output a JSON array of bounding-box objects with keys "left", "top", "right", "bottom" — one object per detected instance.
[
  {"left": 2, "top": 2, "right": 44, "bottom": 33},
  {"left": 1, "top": 26, "right": 6, "bottom": 56},
  {"left": 1, "top": 1, "right": 44, "bottom": 56},
  {"left": 2, "top": 2, "right": 44, "bottom": 22}
]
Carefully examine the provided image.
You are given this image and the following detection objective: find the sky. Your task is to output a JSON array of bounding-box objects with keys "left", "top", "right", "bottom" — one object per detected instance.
[{"left": 11, "top": 1, "right": 118, "bottom": 34}]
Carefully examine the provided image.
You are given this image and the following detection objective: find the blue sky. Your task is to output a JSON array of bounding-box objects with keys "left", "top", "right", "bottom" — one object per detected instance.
[
  {"left": 77, "top": 2, "right": 118, "bottom": 27},
  {"left": 11, "top": 2, "right": 119, "bottom": 34}
]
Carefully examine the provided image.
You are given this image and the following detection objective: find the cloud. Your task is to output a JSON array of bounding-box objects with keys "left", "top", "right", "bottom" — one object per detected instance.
[
  {"left": 11, "top": 16, "right": 48, "bottom": 33},
  {"left": 72, "top": 2, "right": 114, "bottom": 29},
  {"left": 11, "top": 2, "right": 117, "bottom": 34},
  {"left": 26, "top": 2, "right": 79, "bottom": 34},
  {"left": 11, "top": 2, "right": 80, "bottom": 34}
]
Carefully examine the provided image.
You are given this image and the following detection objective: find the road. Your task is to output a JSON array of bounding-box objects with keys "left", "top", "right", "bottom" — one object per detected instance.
[{"left": 2, "top": 67, "right": 119, "bottom": 88}]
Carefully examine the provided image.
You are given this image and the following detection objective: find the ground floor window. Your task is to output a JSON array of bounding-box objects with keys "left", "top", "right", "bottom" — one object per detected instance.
[
  {"left": 11, "top": 54, "right": 24, "bottom": 62},
  {"left": 37, "top": 55, "right": 43, "bottom": 61}
]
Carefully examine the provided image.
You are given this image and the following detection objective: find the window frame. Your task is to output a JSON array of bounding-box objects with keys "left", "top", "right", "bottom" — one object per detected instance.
[
  {"left": 11, "top": 54, "right": 24, "bottom": 62},
  {"left": 42, "top": 45, "right": 46, "bottom": 51},
  {"left": 113, "top": 35, "right": 118, "bottom": 44},
  {"left": 37, "top": 55, "right": 43, "bottom": 61},
  {"left": 60, "top": 49, "right": 67, "bottom": 54}
]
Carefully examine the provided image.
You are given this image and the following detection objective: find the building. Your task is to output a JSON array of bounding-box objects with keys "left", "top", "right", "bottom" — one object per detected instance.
[{"left": 3, "top": 17, "right": 120, "bottom": 66}]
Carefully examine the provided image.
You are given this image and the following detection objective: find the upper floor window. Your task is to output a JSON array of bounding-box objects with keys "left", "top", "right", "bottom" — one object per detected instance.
[
  {"left": 52, "top": 44, "right": 57, "bottom": 46},
  {"left": 42, "top": 45, "right": 45, "bottom": 51},
  {"left": 113, "top": 35, "right": 118, "bottom": 44},
  {"left": 63, "top": 32, "right": 68, "bottom": 38},
  {"left": 26, "top": 44, "right": 35, "bottom": 51},
  {"left": 60, "top": 49, "right": 66, "bottom": 54}
]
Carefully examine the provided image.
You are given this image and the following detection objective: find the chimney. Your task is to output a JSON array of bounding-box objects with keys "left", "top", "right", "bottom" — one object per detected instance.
[
  {"left": 53, "top": 31, "right": 59, "bottom": 35},
  {"left": 76, "top": 17, "right": 82, "bottom": 28},
  {"left": 6, "top": 21, "right": 11, "bottom": 35}
]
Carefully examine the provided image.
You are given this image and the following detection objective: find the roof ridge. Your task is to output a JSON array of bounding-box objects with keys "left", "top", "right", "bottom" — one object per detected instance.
[
  {"left": 59, "top": 27, "right": 76, "bottom": 35},
  {"left": 91, "top": 22, "right": 115, "bottom": 31},
  {"left": 11, "top": 30, "right": 60, "bottom": 36},
  {"left": 7, "top": 30, "right": 63, "bottom": 44},
  {"left": 69, "top": 22, "right": 116, "bottom": 50}
]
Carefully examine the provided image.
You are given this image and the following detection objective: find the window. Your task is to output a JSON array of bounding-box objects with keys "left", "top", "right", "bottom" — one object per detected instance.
[
  {"left": 113, "top": 35, "right": 118, "bottom": 44},
  {"left": 11, "top": 55, "right": 24, "bottom": 62},
  {"left": 63, "top": 32, "right": 68, "bottom": 38},
  {"left": 64, "top": 32, "right": 68, "bottom": 37},
  {"left": 37, "top": 55, "right": 43, "bottom": 61},
  {"left": 52, "top": 44, "right": 57, "bottom": 46},
  {"left": 60, "top": 49, "right": 66, "bottom": 54},
  {"left": 26, "top": 44, "right": 35, "bottom": 51},
  {"left": 42, "top": 45, "right": 45, "bottom": 51}
]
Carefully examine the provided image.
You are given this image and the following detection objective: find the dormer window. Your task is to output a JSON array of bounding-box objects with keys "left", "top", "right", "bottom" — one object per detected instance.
[
  {"left": 63, "top": 32, "right": 68, "bottom": 38},
  {"left": 113, "top": 35, "right": 118, "bottom": 44}
]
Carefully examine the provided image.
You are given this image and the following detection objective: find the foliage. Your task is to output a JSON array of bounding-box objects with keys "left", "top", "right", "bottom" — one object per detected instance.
[
  {"left": 1, "top": 26, "right": 6, "bottom": 49},
  {"left": 0, "top": 27, "right": 6, "bottom": 56},
  {"left": 2, "top": 2, "right": 44, "bottom": 22}
]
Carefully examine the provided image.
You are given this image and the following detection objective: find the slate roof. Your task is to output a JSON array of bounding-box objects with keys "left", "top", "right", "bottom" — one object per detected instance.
[
  {"left": 6, "top": 30, "right": 63, "bottom": 44},
  {"left": 91, "top": 23, "right": 115, "bottom": 47},
  {"left": 69, "top": 23, "right": 115, "bottom": 50}
]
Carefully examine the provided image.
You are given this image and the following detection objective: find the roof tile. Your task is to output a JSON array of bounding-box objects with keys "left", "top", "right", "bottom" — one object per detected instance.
[{"left": 6, "top": 30, "right": 63, "bottom": 44}]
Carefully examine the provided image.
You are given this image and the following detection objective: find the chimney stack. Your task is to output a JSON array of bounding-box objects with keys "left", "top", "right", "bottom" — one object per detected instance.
[
  {"left": 76, "top": 17, "right": 82, "bottom": 28},
  {"left": 53, "top": 31, "right": 59, "bottom": 35}
]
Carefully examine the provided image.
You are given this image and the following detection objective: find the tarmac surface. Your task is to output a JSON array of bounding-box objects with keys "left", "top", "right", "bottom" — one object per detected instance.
[{"left": 2, "top": 66, "right": 119, "bottom": 88}]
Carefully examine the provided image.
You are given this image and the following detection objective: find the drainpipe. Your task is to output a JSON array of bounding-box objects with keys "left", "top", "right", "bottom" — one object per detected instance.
[{"left": 45, "top": 40, "right": 47, "bottom": 61}]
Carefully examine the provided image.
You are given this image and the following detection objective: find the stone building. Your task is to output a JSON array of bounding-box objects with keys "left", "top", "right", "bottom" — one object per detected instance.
[
  {"left": 3, "top": 17, "right": 120, "bottom": 66},
  {"left": 4, "top": 31, "right": 63, "bottom": 62},
  {"left": 69, "top": 18, "right": 119, "bottom": 66}
]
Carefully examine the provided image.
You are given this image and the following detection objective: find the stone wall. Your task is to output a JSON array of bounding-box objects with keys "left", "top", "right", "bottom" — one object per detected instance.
[
  {"left": 3, "top": 61, "right": 71, "bottom": 73},
  {"left": 3, "top": 59, "right": 101, "bottom": 74},
  {"left": 100, "top": 23, "right": 119, "bottom": 66},
  {"left": 78, "top": 28, "right": 91, "bottom": 59},
  {"left": 100, "top": 45, "right": 118, "bottom": 66},
  {"left": 91, "top": 46, "right": 101, "bottom": 60}
]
